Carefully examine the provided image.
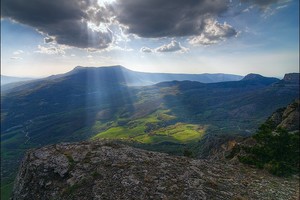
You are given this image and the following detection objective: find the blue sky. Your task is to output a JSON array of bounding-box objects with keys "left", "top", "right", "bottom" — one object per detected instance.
[{"left": 1, "top": 0, "right": 299, "bottom": 78}]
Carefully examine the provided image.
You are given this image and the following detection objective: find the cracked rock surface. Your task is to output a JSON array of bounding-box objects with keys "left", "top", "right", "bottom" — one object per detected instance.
[{"left": 12, "top": 141, "right": 299, "bottom": 200}]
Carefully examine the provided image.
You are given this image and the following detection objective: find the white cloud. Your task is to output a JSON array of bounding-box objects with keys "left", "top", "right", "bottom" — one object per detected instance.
[
  {"left": 156, "top": 40, "right": 188, "bottom": 53},
  {"left": 13, "top": 50, "right": 24, "bottom": 55},
  {"left": 140, "top": 47, "right": 153, "bottom": 53},
  {"left": 36, "top": 45, "right": 66, "bottom": 55},
  {"left": 88, "top": 44, "right": 134, "bottom": 53},
  {"left": 107, "top": 45, "right": 134, "bottom": 52},
  {"left": 141, "top": 41, "right": 188, "bottom": 53},
  {"left": 189, "top": 19, "right": 237, "bottom": 46},
  {"left": 10, "top": 56, "right": 23, "bottom": 60}
]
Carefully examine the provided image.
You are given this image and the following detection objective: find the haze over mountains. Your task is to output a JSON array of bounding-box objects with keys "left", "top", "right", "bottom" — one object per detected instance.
[
  {"left": 68, "top": 66, "right": 244, "bottom": 86},
  {"left": 0, "top": 75, "right": 35, "bottom": 86},
  {"left": 1, "top": 66, "right": 243, "bottom": 90},
  {"left": 1, "top": 66, "right": 299, "bottom": 199}
]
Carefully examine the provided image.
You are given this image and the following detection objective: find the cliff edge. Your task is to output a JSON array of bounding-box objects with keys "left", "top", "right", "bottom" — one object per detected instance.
[{"left": 12, "top": 141, "right": 299, "bottom": 200}]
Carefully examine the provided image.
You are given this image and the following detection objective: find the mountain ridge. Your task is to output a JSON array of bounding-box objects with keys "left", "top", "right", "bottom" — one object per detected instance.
[
  {"left": 63, "top": 65, "right": 245, "bottom": 86},
  {"left": 2, "top": 66, "right": 244, "bottom": 92}
]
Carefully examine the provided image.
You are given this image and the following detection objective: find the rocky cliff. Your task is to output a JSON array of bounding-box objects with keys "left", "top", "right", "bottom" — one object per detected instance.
[
  {"left": 283, "top": 73, "right": 299, "bottom": 84},
  {"left": 213, "top": 99, "right": 299, "bottom": 159},
  {"left": 12, "top": 141, "right": 299, "bottom": 200},
  {"left": 267, "top": 99, "right": 299, "bottom": 132}
]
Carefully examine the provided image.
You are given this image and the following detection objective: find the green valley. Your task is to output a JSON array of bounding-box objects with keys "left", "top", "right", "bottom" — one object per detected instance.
[
  {"left": 1, "top": 67, "right": 299, "bottom": 199},
  {"left": 92, "top": 109, "right": 205, "bottom": 143}
]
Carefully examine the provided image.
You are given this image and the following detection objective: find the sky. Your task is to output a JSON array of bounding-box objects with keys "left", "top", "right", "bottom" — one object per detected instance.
[{"left": 1, "top": 0, "right": 299, "bottom": 78}]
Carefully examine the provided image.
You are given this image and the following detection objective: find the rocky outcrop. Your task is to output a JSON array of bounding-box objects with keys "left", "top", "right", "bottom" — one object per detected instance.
[
  {"left": 268, "top": 99, "right": 299, "bottom": 132},
  {"left": 12, "top": 141, "right": 299, "bottom": 200},
  {"left": 218, "top": 99, "right": 299, "bottom": 159},
  {"left": 283, "top": 73, "right": 299, "bottom": 84}
]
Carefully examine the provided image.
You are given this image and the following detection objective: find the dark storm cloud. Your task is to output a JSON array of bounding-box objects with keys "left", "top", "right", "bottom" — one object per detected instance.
[
  {"left": 1, "top": 0, "right": 87, "bottom": 25},
  {"left": 1, "top": 0, "right": 238, "bottom": 48},
  {"left": 44, "top": 20, "right": 112, "bottom": 49},
  {"left": 114, "top": 0, "right": 229, "bottom": 38},
  {"left": 44, "top": 37, "right": 54, "bottom": 43},
  {"left": 1, "top": 0, "right": 113, "bottom": 49},
  {"left": 2, "top": 0, "right": 285, "bottom": 49}
]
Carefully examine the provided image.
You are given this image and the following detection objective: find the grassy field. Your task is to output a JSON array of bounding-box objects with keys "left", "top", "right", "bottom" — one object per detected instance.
[
  {"left": 92, "top": 110, "right": 205, "bottom": 144},
  {"left": 1, "top": 182, "right": 14, "bottom": 200}
]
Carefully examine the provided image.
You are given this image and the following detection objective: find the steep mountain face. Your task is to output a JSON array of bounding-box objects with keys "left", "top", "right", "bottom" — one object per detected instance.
[{"left": 12, "top": 141, "right": 299, "bottom": 200}]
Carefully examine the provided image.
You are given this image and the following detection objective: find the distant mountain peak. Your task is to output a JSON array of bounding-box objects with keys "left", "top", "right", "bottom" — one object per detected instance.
[
  {"left": 282, "top": 73, "right": 299, "bottom": 84},
  {"left": 242, "top": 73, "right": 265, "bottom": 80},
  {"left": 67, "top": 65, "right": 127, "bottom": 76},
  {"left": 73, "top": 65, "right": 125, "bottom": 70},
  {"left": 73, "top": 66, "right": 84, "bottom": 70},
  {"left": 241, "top": 73, "right": 280, "bottom": 85}
]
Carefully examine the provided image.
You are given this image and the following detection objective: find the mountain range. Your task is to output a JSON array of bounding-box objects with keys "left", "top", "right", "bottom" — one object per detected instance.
[
  {"left": 52, "top": 65, "right": 244, "bottom": 86},
  {"left": 1, "top": 66, "right": 243, "bottom": 90},
  {"left": 1, "top": 66, "right": 299, "bottom": 199}
]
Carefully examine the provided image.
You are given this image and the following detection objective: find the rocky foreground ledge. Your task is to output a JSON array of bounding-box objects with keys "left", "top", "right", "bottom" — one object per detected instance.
[{"left": 12, "top": 141, "right": 299, "bottom": 200}]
